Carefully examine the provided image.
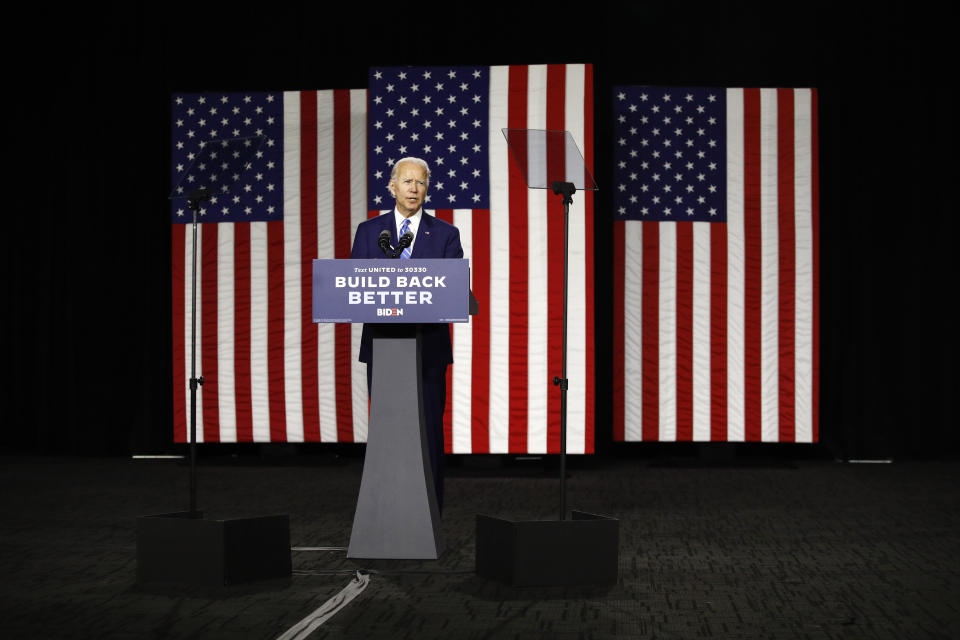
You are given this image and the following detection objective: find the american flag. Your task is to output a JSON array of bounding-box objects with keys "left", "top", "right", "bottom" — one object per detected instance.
[
  {"left": 171, "top": 90, "right": 370, "bottom": 443},
  {"left": 170, "top": 64, "right": 595, "bottom": 453},
  {"left": 612, "top": 87, "right": 819, "bottom": 442},
  {"left": 369, "top": 65, "right": 595, "bottom": 454}
]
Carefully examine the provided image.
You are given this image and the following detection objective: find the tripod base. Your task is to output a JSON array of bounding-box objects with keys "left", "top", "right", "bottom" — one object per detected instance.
[
  {"left": 136, "top": 511, "right": 291, "bottom": 589},
  {"left": 475, "top": 511, "right": 619, "bottom": 586}
]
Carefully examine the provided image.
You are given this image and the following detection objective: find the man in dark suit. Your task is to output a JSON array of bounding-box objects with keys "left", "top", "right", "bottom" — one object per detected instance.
[{"left": 350, "top": 157, "right": 463, "bottom": 513}]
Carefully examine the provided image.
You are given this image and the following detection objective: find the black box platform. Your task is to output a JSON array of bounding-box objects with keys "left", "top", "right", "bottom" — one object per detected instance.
[
  {"left": 476, "top": 511, "right": 619, "bottom": 586},
  {"left": 136, "top": 511, "right": 291, "bottom": 588}
]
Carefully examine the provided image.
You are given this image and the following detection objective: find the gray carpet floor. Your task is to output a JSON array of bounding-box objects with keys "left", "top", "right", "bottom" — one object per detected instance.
[{"left": 0, "top": 454, "right": 957, "bottom": 639}]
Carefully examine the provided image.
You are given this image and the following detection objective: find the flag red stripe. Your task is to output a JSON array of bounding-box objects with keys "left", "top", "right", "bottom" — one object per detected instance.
[
  {"left": 333, "top": 90, "right": 355, "bottom": 442},
  {"left": 642, "top": 221, "right": 659, "bottom": 441},
  {"left": 434, "top": 209, "right": 455, "bottom": 452},
  {"left": 810, "top": 89, "right": 820, "bottom": 443},
  {"left": 545, "top": 64, "right": 566, "bottom": 453},
  {"left": 234, "top": 223, "right": 253, "bottom": 442},
  {"left": 267, "top": 220, "right": 287, "bottom": 441},
  {"left": 507, "top": 129, "right": 529, "bottom": 178},
  {"left": 299, "top": 91, "right": 321, "bottom": 442},
  {"left": 333, "top": 323, "right": 353, "bottom": 441},
  {"left": 201, "top": 225, "right": 220, "bottom": 442},
  {"left": 583, "top": 64, "right": 596, "bottom": 452},
  {"left": 612, "top": 221, "right": 625, "bottom": 442},
  {"left": 334, "top": 91, "right": 353, "bottom": 258},
  {"left": 507, "top": 65, "right": 529, "bottom": 453},
  {"left": 171, "top": 224, "right": 187, "bottom": 443},
  {"left": 710, "top": 223, "right": 728, "bottom": 441},
  {"left": 742, "top": 88, "right": 763, "bottom": 442},
  {"left": 675, "top": 222, "right": 694, "bottom": 441},
  {"left": 471, "top": 211, "right": 491, "bottom": 453},
  {"left": 777, "top": 89, "right": 796, "bottom": 442}
]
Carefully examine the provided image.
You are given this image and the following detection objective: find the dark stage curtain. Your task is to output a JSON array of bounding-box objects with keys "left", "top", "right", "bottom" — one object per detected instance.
[{"left": 2, "top": 2, "right": 955, "bottom": 459}]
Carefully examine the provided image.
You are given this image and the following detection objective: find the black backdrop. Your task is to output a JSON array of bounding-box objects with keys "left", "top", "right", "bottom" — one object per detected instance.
[{"left": 3, "top": 2, "right": 956, "bottom": 459}]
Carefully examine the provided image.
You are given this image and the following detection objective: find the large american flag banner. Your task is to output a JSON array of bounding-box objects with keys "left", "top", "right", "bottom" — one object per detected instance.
[
  {"left": 612, "top": 87, "right": 819, "bottom": 442},
  {"left": 171, "top": 90, "right": 370, "bottom": 443},
  {"left": 170, "top": 63, "right": 595, "bottom": 453},
  {"left": 368, "top": 65, "right": 594, "bottom": 454}
]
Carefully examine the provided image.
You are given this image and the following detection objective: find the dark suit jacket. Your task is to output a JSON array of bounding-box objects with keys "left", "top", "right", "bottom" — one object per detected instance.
[{"left": 350, "top": 210, "right": 464, "bottom": 366}]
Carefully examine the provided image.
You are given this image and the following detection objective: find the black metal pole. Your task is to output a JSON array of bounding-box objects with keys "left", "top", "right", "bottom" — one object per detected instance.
[
  {"left": 190, "top": 205, "right": 197, "bottom": 514},
  {"left": 186, "top": 189, "right": 208, "bottom": 516},
  {"left": 552, "top": 181, "right": 575, "bottom": 521}
]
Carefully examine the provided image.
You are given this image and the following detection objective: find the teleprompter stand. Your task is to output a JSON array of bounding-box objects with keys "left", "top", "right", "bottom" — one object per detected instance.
[
  {"left": 474, "top": 129, "right": 618, "bottom": 586},
  {"left": 137, "top": 136, "right": 291, "bottom": 590}
]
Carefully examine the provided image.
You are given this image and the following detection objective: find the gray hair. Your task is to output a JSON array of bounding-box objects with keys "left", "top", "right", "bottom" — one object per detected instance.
[{"left": 389, "top": 157, "right": 431, "bottom": 190}]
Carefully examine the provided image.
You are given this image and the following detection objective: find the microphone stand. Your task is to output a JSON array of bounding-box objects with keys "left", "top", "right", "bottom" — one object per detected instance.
[{"left": 551, "top": 181, "right": 575, "bottom": 521}]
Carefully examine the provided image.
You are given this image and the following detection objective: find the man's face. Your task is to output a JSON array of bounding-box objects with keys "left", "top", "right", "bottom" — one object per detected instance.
[{"left": 390, "top": 161, "right": 428, "bottom": 217}]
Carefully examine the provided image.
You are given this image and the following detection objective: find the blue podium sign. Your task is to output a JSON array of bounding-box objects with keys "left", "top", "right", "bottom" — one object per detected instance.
[{"left": 312, "top": 259, "right": 470, "bottom": 324}]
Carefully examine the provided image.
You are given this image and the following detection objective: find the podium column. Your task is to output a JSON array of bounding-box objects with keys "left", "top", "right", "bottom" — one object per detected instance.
[{"left": 347, "top": 324, "right": 444, "bottom": 559}]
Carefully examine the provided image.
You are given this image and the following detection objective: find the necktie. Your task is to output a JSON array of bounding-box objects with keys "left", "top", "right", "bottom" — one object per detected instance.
[{"left": 399, "top": 219, "right": 412, "bottom": 259}]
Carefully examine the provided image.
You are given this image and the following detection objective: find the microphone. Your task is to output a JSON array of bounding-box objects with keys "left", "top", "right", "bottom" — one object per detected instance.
[
  {"left": 390, "top": 231, "right": 413, "bottom": 258},
  {"left": 397, "top": 231, "right": 413, "bottom": 252},
  {"left": 378, "top": 229, "right": 393, "bottom": 257}
]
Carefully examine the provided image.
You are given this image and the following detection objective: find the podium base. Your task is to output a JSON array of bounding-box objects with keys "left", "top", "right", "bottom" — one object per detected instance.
[
  {"left": 348, "top": 328, "right": 444, "bottom": 559},
  {"left": 136, "top": 511, "right": 291, "bottom": 588},
  {"left": 476, "top": 511, "right": 619, "bottom": 586}
]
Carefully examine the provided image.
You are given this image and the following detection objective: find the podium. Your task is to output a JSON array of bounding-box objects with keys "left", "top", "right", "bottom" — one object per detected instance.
[{"left": 313, "top": 258, "right": 472, "bottom": 559}]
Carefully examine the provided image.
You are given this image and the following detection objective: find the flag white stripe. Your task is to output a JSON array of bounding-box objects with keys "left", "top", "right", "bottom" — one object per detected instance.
[
  {"left": 487, "top": 65, "right": 511, "bottom": 453},
  {"left": 759, "top": 88, "right": 779, "bottom": 442},
  {"left": 317, "top": 323, "right": 338, "bottom": 441},
  {"left": 283, "top": 92, "right": 304, "bottom": 443},
  {"left": 313, "top": 90, "right": 340, "bottom": 442},
  {"left": 658, "top": 223, "right": 677, "bottom": 441},
  {"left": 525, "top": 64, "right": 549, "bottom": 454},
  {"left": 564, "top": 63, "right": 587, "bottom": 454},
  {"left": 623, "top": 220, "right": 644, "bottom": 441},
  {"left": 452, "top": 209, "right": 474, "bottom": 453},
  {"left": 349, "top": 88, "right": 369, "bottom": 442},
  {"left": 249, "top": 222, "right": 270, "bottom": 442},
  {"left": 794, "top": 89, "right": 814, "bottom": 443},
  {"left": 691, "top": 222, "right": 712, "bottom": 441},
  {"left": 217, "top": 223, "right": 237, "bottom": 442},
  {"left": 314, "top": 91, "right": 334, "bottom": 261},
  {"left": 725, "top": 88, "right": 746, "bottom": 442}
]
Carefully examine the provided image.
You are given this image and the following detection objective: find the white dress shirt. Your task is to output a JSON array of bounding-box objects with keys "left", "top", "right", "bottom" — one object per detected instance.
[{"left": 394, "top": 207, "right": 423, "bottom": 255}]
